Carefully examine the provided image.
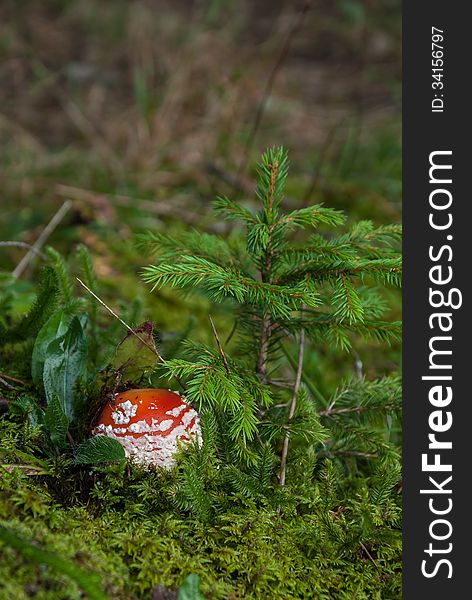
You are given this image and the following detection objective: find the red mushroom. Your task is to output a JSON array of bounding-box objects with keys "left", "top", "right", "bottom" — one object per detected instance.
[{"left": 92, "top": 389, "right": 201, "bottom": 469}]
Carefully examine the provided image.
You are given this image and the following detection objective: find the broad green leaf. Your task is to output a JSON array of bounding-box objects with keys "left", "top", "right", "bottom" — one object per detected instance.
[
  {"left": 44, "top": 396, "right": 69, "bottom": 450},
  {"left": 110, "top": 321, "right": 158, "bottom": 382},
  {"left": 74, "top": 436, "right": 126, "bottom": 465},
  {"left": 178, "top": 574, "right": 206, "bottom": 600},
  {"left": 43, "top": 315, "right": 88, "bottom": 422},
  {"left": 31, "top": 310, "right": 71, "bottom": 386}
]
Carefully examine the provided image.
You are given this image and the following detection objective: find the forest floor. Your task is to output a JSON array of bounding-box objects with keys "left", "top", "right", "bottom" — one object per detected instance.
[{"left": 0, "top": 2, "right": 402, "bottom": 598}]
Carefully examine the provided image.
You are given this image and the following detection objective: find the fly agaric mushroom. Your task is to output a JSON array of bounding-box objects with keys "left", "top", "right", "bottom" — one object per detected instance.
[{"left": 92, "top": 389, "right": 201, "bottom": 469}]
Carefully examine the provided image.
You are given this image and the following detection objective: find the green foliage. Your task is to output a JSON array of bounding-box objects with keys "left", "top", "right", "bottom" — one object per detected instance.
[
  {"left": 319, "top": 375, "right": 401, "bottom": 460},
  {"left": 45, "top": 248, "right": 75, "bottom": 311},
  {"left": 143, "top": 149, "right": 401, "bottom": 357},
  {"left": 162, "top": 342, "right": 270, "bottom": 463},
  {"left": 1, "top": 0, "right": 402, "bottom": 592},
  {"left": 142, "top": 147, "right": 401, "bottom": 483},
  {"left": 76, "top": 244, "right": 99, "bottom": 354},
  {"left": 0, "top": 267, "right": 58, "bottom": 347}
]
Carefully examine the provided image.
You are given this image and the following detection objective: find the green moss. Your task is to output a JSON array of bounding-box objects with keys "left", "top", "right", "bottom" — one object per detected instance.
[{"left": 0, "top": 424, "right": 401, "bottom": 599}]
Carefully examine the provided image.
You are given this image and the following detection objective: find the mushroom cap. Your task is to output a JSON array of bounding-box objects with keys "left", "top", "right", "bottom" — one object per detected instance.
[{"left": 92, "top": 388, "right": 201, "bottom": 469}]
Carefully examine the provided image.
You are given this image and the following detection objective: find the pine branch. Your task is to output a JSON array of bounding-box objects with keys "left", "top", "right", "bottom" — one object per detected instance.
[
  {"left": 213, "top": 196, "right": 257, "bottom": 224},
  {"left": 143, "top": 257, "right": 320, "bottom": 318},
  {"left": 279, "top": 205, "right": 345, "bottom": 229},
  {"left": 332, "top": 275, "right": 364, "bottom": 324},
  {"left": 276, "top": 257, "right": 402, "bottom": 286},
  {"left": 138, "top": 229, "right": 245, "bottom": 269}
]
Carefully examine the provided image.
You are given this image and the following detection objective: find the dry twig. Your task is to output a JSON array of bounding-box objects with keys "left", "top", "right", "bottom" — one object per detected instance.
[
  {"left": 279, "top": 308, "right": 306, "bottom": 486},
  {"left": 76, "top": 278, "right": 188, "bottom": 392},
  {"left": 0, "top": 377, "right": 15, "bottom": 390},
  {"left": 13, "top": 200, "right": 72, "bottom": 278},
  {"left": 0, "top": 372, "right": 27, "bottom": 386},
  {"left": 55, "top": 183, "right": 212, "bottom": 230},
  {"left": 208, "top": 314, "right": 230, "bottom": 373},
  {"left": 76, "top": 278, "right": 165, "bottom": 364},
  {"left": 0, "top": 242, "right": 47, "bottom": 260}
]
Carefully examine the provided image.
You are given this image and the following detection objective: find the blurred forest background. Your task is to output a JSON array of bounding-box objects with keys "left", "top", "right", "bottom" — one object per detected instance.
[{"left": 0, "top": 0, "right": 401, "bottom": 389}]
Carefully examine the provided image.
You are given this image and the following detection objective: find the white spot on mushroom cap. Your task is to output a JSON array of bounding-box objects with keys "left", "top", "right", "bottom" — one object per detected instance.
[
  {"left": 165, "top": 404, "right": 187, "bottom": 418},
  {"left": 111, "top": 400, "right": 138, "bottom": 425},
  {"left": 181, "top": 410, "right": 197, "bottom": 427},
  {"left": 127, "top": 418, "right": 174, "bottom": 434}
]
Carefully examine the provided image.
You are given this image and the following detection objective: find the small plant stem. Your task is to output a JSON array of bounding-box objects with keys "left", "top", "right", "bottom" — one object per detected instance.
[
  {"left": 13, "top": 200, "right": 72, "bottom": 278},
  {"left": 360, "top": 542, "right": 380, "bottom": 573},
  {"left": 256, "top": 313, "right": 271, "bottom": 382},
  {"left": 208, "top": 314, "right": 230, "bottom": 373},
  {"left": 1, "top": 464, "right": 46, "bottom": 475},
  {"left": 353, "top": 349, "right": 363, "bottom": 381},
  {"left": 0, "top": 241, "right": 47, "bottom": 260},
  {"left": 0, "top": 377, "right": 15, "bottom": 390},
  {"left": 0, "top": 372, "right": 26, "bottom": 386},
  {"left": 66, "top": 431, "right": 76, "bottom": 449},
  {"left": 302, "top": 119, "right": 342, "bottom": 205},
  {"left": 279, "top": 309, "right": 305, "bottom": 486},
  {"left": 279, "top": 342, "right": 327, "bottom": 406},
  {"left": 255, "top": 267, "right": 273, "bottom": 380},
  {"left": 255, "top": 161, "right": 278, "bottom": 382},
  {"left": 225, "top": 318, "right": 238, "bottom": 345},
  {"left": 267, "top": 380, "right": 292, "bottom": 390},
  {"left": 319, "top": 405, "right": 373, "bottom": 417},
  {"left": 337, "top": 451, "right": 377, "bottom": 459}
]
